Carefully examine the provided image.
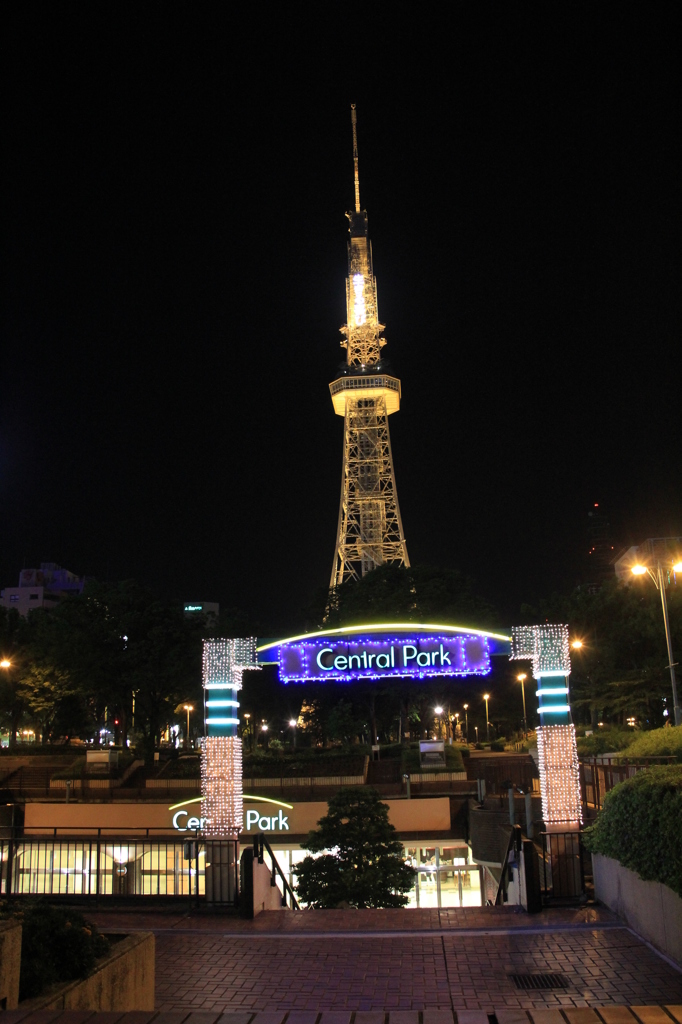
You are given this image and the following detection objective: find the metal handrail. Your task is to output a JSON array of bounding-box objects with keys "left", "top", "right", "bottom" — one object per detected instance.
[
  {"left": 253, "top": 833, "right": 300, "bottom": 910},
  {"left": 493, "top": 824, "right": 521, "bottom": 906},
  {"left": 4, "top": 826, "right": 202, "bottom": 838}
]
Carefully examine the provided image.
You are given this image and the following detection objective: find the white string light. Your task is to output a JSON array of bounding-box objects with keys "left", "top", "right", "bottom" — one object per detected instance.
[
  {"left": 511, "top": 624, "right": 581, "bottom": 825},
  {"left": 200, "top": 638, "right": 259, "bottom": 838},
  {"left": 201, "top": 736, "right": 243, "bottom": 838},
  {"left": 536, "top": 724, "right": 582, "bottom": 824}
]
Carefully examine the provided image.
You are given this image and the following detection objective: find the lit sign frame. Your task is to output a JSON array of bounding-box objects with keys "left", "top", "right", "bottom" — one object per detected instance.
[
  {"left": 169, "top": 795, "right": 293, "bottom": 834},
  {"left": 257, "top": 623, "right": 511, "bottom": 684}
]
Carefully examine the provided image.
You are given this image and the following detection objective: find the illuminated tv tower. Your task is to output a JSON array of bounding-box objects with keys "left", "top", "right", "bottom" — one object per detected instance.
[{"left": 329, "top": 105, "right": 409, "bottom": 588}]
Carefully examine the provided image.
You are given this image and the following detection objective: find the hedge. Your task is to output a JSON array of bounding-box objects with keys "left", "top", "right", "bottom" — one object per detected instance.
[
  {"left": 575, "top": 728, "right": 634, "bottom": 758},
  {"left": 622, "top": 725, "right": 682, "bottom": 761},
  {"left": 582, "top": 764, "right": 682, "bottom": 898}
]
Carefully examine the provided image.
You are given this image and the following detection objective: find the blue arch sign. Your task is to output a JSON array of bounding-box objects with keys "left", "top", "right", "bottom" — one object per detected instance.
[{"left": 257, "top": 624, "right": 511, "bottom": 683}]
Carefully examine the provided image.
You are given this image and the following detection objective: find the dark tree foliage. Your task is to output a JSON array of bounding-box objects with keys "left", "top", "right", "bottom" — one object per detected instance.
[
  {"left": 295, "top": 787, "right": 416, "bottom": 908},
  {"left": 9, "top": 581, "right": 207, "bottom": 751},
  {"left": 324, "top": 563, "right": 497, "bottom": 629},
  {"left": 523, "top": 579, "right": 682, "bottom": 728},
  {"left": 0, "top": 607, "right": 31, "bottom": 745}
]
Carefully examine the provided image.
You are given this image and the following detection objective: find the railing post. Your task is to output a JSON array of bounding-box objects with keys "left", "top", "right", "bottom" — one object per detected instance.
[
  {"left": 95, "top": 831, "right": 100, "bottom": 905},
  {"left": 6, "top": 836, "right": 14, "bottom": 898}
]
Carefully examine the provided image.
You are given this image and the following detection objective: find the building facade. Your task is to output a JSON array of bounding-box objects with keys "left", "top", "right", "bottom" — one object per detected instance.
[{"left": 0, "top": 563, "right": 86, "bottom": 616}]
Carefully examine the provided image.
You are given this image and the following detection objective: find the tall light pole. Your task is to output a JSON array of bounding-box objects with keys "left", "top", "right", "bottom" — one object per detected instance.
[
  {"left": 463, "top": 703, "right": 469, "bottom": 744},
  {"left": 183, "top": 704, "right": 194, "bottom": 750},
  {"left": 484, "top": 694, "right": 490, "bottom": 743},
  {"left": 0, "top": 660, "right": 11, "bottom": 747},
  {"left": 632, "top": 559, "right": 682, "bottom": 726},
  {"left": 243, "top": 712, "right": 252, "bottom": 751},
  {"left": 517, "top": 674, "right": 527, "bottom": 737},
  {"left": 289, "top": 718, "right": 297, "bottom": 749},
  {"left": 434, "top": 706, "right": 443, "bottom": 740}
]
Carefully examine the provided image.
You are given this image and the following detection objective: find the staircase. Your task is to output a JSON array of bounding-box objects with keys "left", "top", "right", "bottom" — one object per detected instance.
[
  {"left": 4, "top": 765, "right": 54, "bottom": 793},
  {"left": 367, "top": 760, "right": 401, "bottom": 785}
]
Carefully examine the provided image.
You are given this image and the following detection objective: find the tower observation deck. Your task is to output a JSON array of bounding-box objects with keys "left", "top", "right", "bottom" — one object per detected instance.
[{"left": 329, "top": 106, "right": 409, "bottom": 588}]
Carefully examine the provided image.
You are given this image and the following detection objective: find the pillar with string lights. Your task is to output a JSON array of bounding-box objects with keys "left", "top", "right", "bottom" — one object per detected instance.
[
  {"left": 201, "top": 638, "right": 259, "bottom": 838},
  {"left": 511, "top": 624, "right": 581, "bottom": 827}
]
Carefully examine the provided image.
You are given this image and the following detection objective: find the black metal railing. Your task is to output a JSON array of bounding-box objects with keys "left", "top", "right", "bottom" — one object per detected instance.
[
  {"left": 579, "top": 756, "right": 675, "bottom": 815},
  {"left": 0, "top": 827, "right": 238, "bottom": 906},
  {"left": 494, "top": 825, "right": 521, "bottom": 906},
  {"left": 253, "top": 833, "right": 300, "bottom": 909},
  {"left": 539, "top": 829, "right": 586, "bottom": 904}
]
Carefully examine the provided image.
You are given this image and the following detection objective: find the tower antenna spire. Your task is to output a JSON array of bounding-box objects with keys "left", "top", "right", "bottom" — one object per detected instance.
[{"left": 351, "top": 103, "right": 360, "bottom": 212}]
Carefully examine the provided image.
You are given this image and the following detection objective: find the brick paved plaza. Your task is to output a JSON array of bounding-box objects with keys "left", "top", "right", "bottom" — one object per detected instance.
[{"left": 82, "top": 908, "right": 682, "bottom": 1013}]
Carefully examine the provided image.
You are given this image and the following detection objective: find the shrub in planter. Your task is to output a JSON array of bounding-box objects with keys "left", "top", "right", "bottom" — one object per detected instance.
[
  {"left": 583, "top": 764, "right": 682, "bottom": 898},
  {"left": 576, "top": 727, "right": 634, "bottom": 758},
  {"left": 4, "top": 903, "right": 110, "bottom": 1000},
  {"left": 622, "top": 724, "right": 682, "bottom": 761}
]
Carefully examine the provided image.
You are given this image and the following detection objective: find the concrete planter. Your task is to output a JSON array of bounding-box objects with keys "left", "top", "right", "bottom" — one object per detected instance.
[
  {"left": 593, "top": 852, "right": 682, "bottom": 965},
  {"left": 18, "top": 932, "right": 155, "bottom": 1012}
]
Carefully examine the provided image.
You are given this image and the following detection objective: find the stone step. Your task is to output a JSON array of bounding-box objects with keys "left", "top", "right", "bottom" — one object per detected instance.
[{"left": 2, "top": 1009, "right": 681, "bottom": 1024}]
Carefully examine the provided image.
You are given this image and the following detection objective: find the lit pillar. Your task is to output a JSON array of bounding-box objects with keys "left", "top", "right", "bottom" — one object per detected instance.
[
  {"left": 201, "top": 638, "right": 258, "bottom": 838},
  {"left": 511, "top": 625, "right": 581, "bottom": 828}
]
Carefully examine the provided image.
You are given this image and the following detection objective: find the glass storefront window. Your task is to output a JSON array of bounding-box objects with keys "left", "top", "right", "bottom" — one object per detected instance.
[
  {"left": 403, "top": 845, "right": 482, "bottom": 908},
  {"left": 460, "top": 866, "right": 481, "bottom": 907},
  {"left": 416, "top": 868, "right": 439, "bottom": 907},
  {"left": 439, "top": 846, "right": 469, "bottom": 866},
  {"left": 438, "top": 869, "right": 462, "bottom": 908}
]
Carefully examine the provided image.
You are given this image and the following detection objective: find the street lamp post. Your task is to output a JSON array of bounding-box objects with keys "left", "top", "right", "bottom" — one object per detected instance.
[
  {"left": 517, "top": 674, "right": 527, "bottom": 737},
  {"left": 289, "top": 718, "right": 297, "bottom": 749},
  {"left": 483, "top": 694, "right": 490, "bottom": 742},
  {"left": 632, "top": 559, "right": 682, "bottom": 726},
  {"left": 0, "top": 660, "right": 11, "bottom": 747},
  {"left": 463, "top": 703, "right": 469, "bottom": 744},
  {"left": 434, "top": 706, "right": 443, "bottom": 740},
  {"left": 183, "top": 704, "right": 194, "bottom": 750},
  {"left": 243, "top": 712, "right": 253, "bottom": 750}
]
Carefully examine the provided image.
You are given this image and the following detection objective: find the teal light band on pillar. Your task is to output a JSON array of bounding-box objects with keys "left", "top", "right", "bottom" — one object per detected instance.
[
  {"left": 535, "top": 673, "right": 571, "bottom": 725},
  {"left": 204, "top": 681, "right": 240, "bottom": 738}
]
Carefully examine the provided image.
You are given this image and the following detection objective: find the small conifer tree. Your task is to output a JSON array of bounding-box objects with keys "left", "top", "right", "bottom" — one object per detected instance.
[{"left": 294, "top": 787, "right": 416, "bottom": 908}]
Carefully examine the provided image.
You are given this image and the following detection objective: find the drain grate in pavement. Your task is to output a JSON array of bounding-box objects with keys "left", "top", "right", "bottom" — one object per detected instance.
[{"left": 509, "top": 973, "right": 568, "bottom": 990}]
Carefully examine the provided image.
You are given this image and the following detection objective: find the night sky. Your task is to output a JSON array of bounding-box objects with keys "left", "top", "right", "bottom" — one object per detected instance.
[{"left": 3, "top": 8, "right": 680, "bottom": 634}]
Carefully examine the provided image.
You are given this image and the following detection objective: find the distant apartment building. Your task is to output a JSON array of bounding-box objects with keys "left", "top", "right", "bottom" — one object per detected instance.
[{"left": 0, "top": 562, "right": 87, "bottom": 616}]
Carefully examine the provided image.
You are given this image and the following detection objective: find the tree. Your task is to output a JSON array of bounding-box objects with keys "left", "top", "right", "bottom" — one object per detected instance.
[
  {"left": 294, "top": 787, "right": 416, "bottom": 908},
  {"left": 325, "top": 563, "right": 496, "bottom": 629},
  {"left": 523, "top": 579, "right": 682, "bottom": 728},
  {"left": 28, "top": 580, "right": 205, "bottom": 751},
  {"left": 0, "top": 607, "right": 30, "bottom": 745}
]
